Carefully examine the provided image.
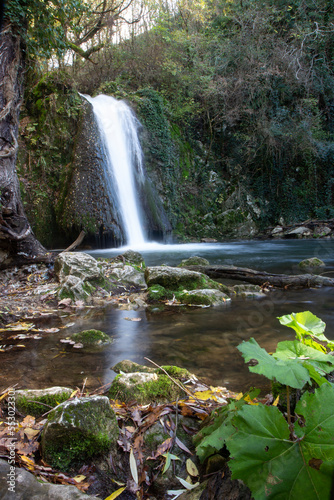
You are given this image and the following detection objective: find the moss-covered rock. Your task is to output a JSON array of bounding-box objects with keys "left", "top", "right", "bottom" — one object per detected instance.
[
  {"left": 55, "top": 252, "right": 102, "bottom": 282},
  {"left": 108, "top": 264, "right": 147, "bottom": 288},
  {"left": 122, "top": 250, "right": 145, "bottom": 266},
  {"left": 41, "top": 396, "right": 118, "bottom": 470},
  {"left": 55, "top": 252, "right": 105, "bottom": 300},
  {"left": 71, "top": 329, "right": 112, "bottom": 347},
  {"left": 15, "top": 387, "right": 73, "bottom": 418},
  {"left": 178, "top": 289, "right": 231, "bottom": 306},
  {"left": 109, "top": 372, "right": 185, "bottom": 404},
  {"left": 147, "top": 284, "right": 173, "bottom": 301},
  {"left": 145, "top": 266, "right": 228, "bottom": 294},
  {"left": 112, "top": 359, "right": 156, "bottom": 374},
  {"left": 178, "top": 256, "right": 210, "bottom": 267},
  {"left": 157, "top": 365, "right": 193, "bottom": 380},
  {"left": 298, "top": 257, "right": 326, "bottom": 273}
]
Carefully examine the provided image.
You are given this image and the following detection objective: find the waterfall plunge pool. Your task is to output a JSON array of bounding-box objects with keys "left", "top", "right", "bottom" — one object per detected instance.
[{"left": 1, "top": 239, "right": 334, "bottom": 393}]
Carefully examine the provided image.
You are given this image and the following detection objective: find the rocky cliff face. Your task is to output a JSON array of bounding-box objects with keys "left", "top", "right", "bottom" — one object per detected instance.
[
  {"left": 61, "top": 98, "right": 125, "bottom": 247},
  {"left": 61, "top": 96, "right": 171, "bottom": 247}
]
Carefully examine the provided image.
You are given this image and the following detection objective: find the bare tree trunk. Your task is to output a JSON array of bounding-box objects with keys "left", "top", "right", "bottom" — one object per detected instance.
[{"left": 0, "top": 22, "right": 46, "bottom": 268}]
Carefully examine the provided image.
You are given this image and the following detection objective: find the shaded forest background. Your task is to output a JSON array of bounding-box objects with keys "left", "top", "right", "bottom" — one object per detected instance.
[{"left": 14, "top": 0, "right": 334, "bottom": 247}]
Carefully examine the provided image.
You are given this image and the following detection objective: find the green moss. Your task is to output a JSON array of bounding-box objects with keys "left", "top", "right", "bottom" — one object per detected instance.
[
  {"left": 178, "top": 256, "right": 210, "bottom": 267},
  {"left": 147, "top": 284, "right": 173, "bottom": 301},
  {"left": 16, "top": 392, "right": 71, "bottom": 418},
  {"left": 43, "top": 426, "right": 111, "bottom": 470},
  {"left": 72, "top": 329, "right": 112, "bottom": 346},
  {"left": 157, "top": 366, "right": 191, "bottom": 380},
  {"left": 144, "top": 429, "right": 170, "bottom": 452},
  {"left": 109, "top": 374, "right": 184, "bottom": 404}
]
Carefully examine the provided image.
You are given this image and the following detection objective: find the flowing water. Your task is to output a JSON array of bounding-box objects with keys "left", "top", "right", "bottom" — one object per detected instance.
[
  {"left": 82, "top": 94, "right": 146, "bottom": 246},
  {"left": 1, "top": 239, "right": 333, "bottom": 393}
]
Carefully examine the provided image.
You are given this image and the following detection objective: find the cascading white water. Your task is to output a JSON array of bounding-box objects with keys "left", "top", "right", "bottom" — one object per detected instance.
[{"left": 83, "top": 94, "right": 146, "bottom": 246}]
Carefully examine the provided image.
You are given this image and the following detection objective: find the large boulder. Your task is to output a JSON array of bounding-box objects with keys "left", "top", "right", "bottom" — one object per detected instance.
[
  {"left": 54, "top": 252, "right": 102, "bottom": 282},
  {"left": 298, "top": 257, "right": 326, "bottom": 273},
  {"left": 178, "top": 289, "right": 231, "bottom": 306},
  {"left": 109, "top": 263, "right": 146, "bottom": 288},
  {"left": 54, "top": 252, "right": 103, "bottom": 300},
  {"left": 178, "top": 256, "right": 210, "bottom": 267},
  {"left": 41, "top": 396, "right": 118, "bottom": 469},
  {"left": 109, "top": 372, "right": 185, "bottom": 405},
  {"left": 145, "top": 266, "right": 224, "bottom": 292}
]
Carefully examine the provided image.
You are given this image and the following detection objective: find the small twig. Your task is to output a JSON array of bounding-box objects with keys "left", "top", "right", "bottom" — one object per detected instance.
[
  {"left": 24, "top": 400, "right": 53, "bottom": 409},
  {"left": 80, "top": 377, "right": 88, "bottom": 396}
]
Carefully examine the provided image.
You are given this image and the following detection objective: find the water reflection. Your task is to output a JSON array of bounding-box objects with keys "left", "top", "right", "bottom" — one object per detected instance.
[{"left": 1, "top": 240, "right": 334, "bottom": 393}]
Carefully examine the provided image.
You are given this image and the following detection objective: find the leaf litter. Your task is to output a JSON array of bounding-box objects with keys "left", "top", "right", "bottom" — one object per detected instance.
[{"left": 0, "top": 374, "right": 239, "bottom": 499}]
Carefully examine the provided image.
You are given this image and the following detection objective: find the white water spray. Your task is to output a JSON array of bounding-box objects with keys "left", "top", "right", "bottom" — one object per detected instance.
[{"left": 83, "top": 94, "right": 146, "bottom": 246}]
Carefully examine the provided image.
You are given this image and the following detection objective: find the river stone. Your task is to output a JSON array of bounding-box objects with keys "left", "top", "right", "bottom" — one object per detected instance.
[
  {"left": 313, "top": 225, "right": 331, "bottom": 237},
  {"left": 71, "top": 329, "right": 112, "bottom": 347},
  {"left": 298, "top": 257, "right": 326, "bottom": 273},
  {"left": 179, "top": 289, "right": 231, "bottom": 306},
  {"left": 41, "top": 396, "right": 118, "bottom": 469},
  {"left": 54, "top": 252, "right": 102, "bottom": 282},
  {"left": 271, "top": 225, "right": 283, "bottom": 235},
  {"left": 285, "top": 226, "right": 311, "bottom": 237},
  {"left": 145, "top": 266, "right": 207, "bottom": 289},
  {"left": 55, "top": 252, "right": 103, "bottom": 300},
  {"left": 112, "top": 359, "right": 155, "bottom": 374},
  {"left": 122, "top": 249, "right": 145, "bottom": 265},
  {"left": 15, "top": 387, "right": 73, "bottom": 417},
  {"left": 109, "top": 372, "right": 185, "bottom": 404},
  {"left": 109, "top": 264, "right": 146, "bottom": 288},
  {"left": 0, "top": 459, "right": 97, "bottom": 500},
  {"left": 57, "top": 275, "right": 93, "bottom": 300},
  {"left": 178, "top": 256, "right": 210, "bottom": 267}
]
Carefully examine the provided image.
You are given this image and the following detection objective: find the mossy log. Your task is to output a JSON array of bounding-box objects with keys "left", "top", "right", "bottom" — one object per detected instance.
[{"left": 183, "top": 265, "right": 334, "bottom": 289}]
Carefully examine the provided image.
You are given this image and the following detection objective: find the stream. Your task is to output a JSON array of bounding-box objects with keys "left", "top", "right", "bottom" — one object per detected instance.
[{"left": 1, "top": 239, "right": 334, "bottom": 393}]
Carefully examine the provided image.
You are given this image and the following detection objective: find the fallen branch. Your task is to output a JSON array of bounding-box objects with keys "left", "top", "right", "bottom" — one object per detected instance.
[
  {"left": 62, "top": 230, "right": 86, "bottom": 253},
  {"left": 183, "top": 265, "right": 334, "bottom": 289}
]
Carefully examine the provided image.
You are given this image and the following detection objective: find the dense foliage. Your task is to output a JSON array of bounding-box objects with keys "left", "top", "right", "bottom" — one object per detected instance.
[
  {"left": 14, "top": 0, "right": 334, "bottom": 243},
  {"left": 195, "top": 311, "right": 334, "bottom": 499}
]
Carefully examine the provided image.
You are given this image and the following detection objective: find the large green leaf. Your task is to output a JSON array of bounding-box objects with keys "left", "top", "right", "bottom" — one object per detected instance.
[
  {"left": 237, "top": 338, "right": 310, "bottom": 389},
  {"left": 274, "top": 340, "right": 334, "bottom": 376},
  {"left": 195, "top": 389, "right": 260, "bottom": 462},
  {"left": 227, "top": 384, "right": 334, "bottom": 499},
  {"left": 278, "top": 311, "right": 328, "bottom": 342}
]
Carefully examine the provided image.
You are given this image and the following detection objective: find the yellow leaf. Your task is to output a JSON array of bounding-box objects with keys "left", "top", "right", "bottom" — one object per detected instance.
[
  {"left": 24, "top": 428, "right": 40, "bottom": 440},
  {"left": 20, "top": 456, "right": 35, "bottom": 470},
  {"left": 73, "top": 475, "right": 86, "bottom": 483},
  {"left": 0, "top": 391, "right": 10, "bottom": 402},
  {"left": 105, "top": 486, "right": 126, "bottom": 500},
  {"left": 186, "top": 459, "right": 199, "bottom": 477},
  {"left": 235, "top": 392, "right": 243, "bottom": 401},
  {"left": 273, "top": 395, "right": 280, "bottom": 406},
  {"left": 193, "top": 390, "right": 216, "bottom": 401},
  {"left": 244, "top": 395, "right": 258, "bottom": 405}
]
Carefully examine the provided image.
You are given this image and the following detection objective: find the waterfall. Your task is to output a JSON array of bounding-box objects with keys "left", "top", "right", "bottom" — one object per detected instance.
[{"left": 82, "top": 94, "right": 146, "bottom": 246}]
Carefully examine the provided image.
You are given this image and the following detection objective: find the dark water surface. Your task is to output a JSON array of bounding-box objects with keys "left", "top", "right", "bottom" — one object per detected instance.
[{"left": 1, "top": 239, "right": 334, "bottom": 393}]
